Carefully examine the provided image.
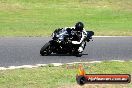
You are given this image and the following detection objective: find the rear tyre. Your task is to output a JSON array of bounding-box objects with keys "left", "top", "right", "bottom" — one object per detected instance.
[
  {"left": 73, "top": 52, "right": 82, "bottom": 57},
  {"left": 76, "top": 52, "right": 82, "bottom": 57},
  {"left": 40, "top": 42, "right": 52, "bottom": 56}
]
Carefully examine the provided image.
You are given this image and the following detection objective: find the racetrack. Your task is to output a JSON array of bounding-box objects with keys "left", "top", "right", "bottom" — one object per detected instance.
[{"left": 0, "top": 37, "right": 132, "bottom": 67}]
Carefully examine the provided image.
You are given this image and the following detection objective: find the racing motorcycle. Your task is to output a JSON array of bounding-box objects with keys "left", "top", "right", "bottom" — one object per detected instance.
[{"left": 40, "top": 28, "right": 94, "bottom": 57}]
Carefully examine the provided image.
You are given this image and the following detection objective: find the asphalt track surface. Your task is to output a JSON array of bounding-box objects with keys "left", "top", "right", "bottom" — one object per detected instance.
[{"left": 0, "top": 37, "right": 132, "bottom": 67}]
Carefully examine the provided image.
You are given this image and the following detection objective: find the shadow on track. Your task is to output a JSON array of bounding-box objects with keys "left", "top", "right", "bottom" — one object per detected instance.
[{"left": 40, "top": 53, "right": 88, "bottom": 56}]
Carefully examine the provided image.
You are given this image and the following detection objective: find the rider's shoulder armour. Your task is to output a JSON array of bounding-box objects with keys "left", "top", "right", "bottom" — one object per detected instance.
[{"left": 64, "top": 27, "right": 75, "bottom": 30}]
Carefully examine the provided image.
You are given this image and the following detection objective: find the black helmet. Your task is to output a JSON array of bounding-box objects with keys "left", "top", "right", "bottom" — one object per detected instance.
[{"left": 75, "top": 22, "right": 84, "bottom": 31}]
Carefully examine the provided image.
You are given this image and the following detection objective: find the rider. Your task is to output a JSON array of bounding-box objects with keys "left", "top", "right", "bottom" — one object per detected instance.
[
  {"left": 71, "top": 22, "right": 87, "bottom": 53},
  {"left": 55, "top": 22, "right": 87, "bottom": 53}
]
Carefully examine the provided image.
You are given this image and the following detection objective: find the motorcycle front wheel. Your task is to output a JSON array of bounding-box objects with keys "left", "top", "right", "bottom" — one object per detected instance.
[{"left": 40, "top": 42, "right": 52, "bottom": 56}]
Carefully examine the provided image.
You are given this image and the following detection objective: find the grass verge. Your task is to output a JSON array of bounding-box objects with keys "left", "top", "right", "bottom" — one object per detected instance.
[
  {"left": 0, "top": 61, "right": 132, "bottom": 88},
  {"left": 0, "top": 0, "right": 132, "bottom": 36}
]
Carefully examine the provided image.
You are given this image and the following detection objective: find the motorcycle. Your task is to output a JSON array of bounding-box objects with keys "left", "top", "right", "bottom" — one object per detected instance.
[{"left": 40, "top": 28, "right": 94, "bottom": 57}]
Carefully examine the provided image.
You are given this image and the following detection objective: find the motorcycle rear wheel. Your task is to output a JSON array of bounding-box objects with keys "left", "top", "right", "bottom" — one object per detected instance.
[
  {"left": 76, "top": 53, "right": 82, "bottom": 57},
  {"left": 72, "top": 52, "right": 82, "bottom": 57},
  {"left": 40, "top": 42, "right": 52, "bottom": 56}
]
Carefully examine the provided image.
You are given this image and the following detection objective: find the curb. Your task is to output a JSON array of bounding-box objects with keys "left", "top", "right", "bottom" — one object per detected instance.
[{"left": 0, "top": 60, "right": 131, "bottom": 70}]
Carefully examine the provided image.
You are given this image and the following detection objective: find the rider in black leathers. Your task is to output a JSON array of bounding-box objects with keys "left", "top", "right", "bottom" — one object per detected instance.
[{"left": 55, "top": 22, "right": 87, "bottom": 53}]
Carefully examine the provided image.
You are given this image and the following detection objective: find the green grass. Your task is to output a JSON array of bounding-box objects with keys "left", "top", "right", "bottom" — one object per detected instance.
[
  {"left": 0, "top": 0, "right": 132, "bottom": 36},
  {"left": 0, "top": 61, "right": 132, "bottom": 88}
]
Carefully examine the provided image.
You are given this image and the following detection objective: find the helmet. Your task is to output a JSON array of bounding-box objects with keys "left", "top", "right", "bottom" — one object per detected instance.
[{"left": 75, "top": 22, "right": 84, "bottom": 31}]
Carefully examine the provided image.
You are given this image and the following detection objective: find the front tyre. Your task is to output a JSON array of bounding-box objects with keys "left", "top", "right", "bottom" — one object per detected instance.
[{"left": 40, "top": 42, "right": 52, "bottom": 56}]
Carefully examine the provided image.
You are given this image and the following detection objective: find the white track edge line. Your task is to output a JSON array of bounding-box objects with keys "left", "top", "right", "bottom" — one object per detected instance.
[
  {"left": 0, "top": 60, "right": 132, "bottom": 70},
  {"left": 93, "top": 36, "right": 132, "bottom": 37}
]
